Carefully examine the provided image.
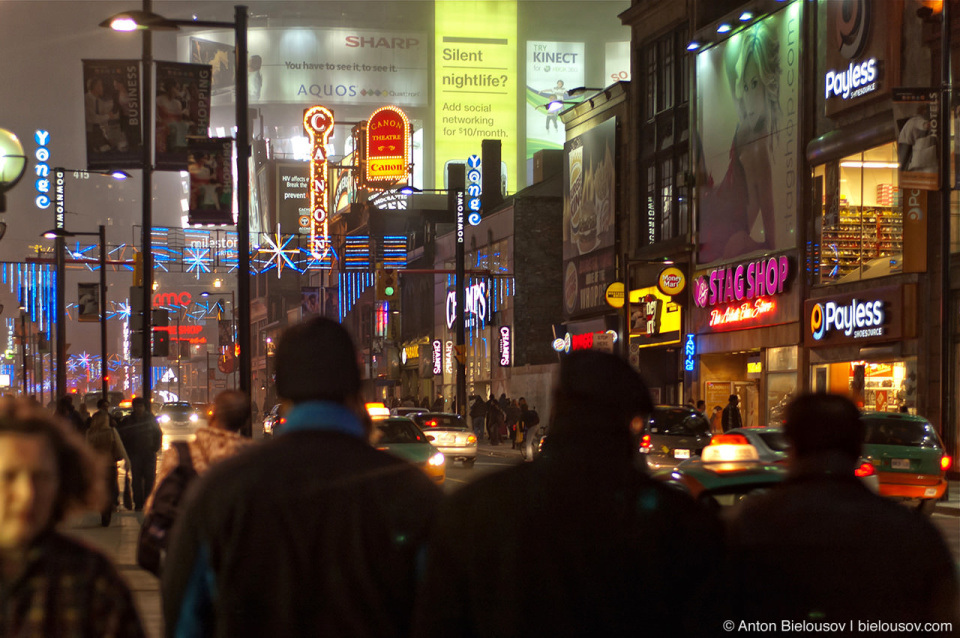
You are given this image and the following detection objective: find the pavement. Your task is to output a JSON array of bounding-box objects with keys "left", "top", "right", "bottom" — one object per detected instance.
[{"left": 936, "top": 479, "right": 960, "bottom": 517}]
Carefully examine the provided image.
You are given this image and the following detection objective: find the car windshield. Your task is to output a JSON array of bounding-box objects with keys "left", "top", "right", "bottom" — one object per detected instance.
[
  {"left": 756, "top": 431, "right": 789, "bottom": 452},
  {"left": 413, "top": 414, "right": 466, "bottom": 430},
  {"left": 160, "top": 403, "right": 193, "bottom": 417},
  {"left": 647, "top": 409, "right": 710, "bottom": 436},
  {"left": 862, "top": 418, "right": 942, "bottom": 448},
  {"left": 376, "top": 419, "right": 428, "bottom": 444}
]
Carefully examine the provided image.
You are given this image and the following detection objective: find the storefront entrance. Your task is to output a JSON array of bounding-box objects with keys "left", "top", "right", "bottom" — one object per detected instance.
[{"left": 811, "top": 359, "right": 916, "bottom": 413}]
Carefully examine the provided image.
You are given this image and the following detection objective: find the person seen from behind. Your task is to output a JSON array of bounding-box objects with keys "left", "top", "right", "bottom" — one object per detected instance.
[
  {"left": 412, "top": 351, "right": 724, "bottom": 637},
  {"left": 728, "top": 393, "right": 959, "bottom": 628},
  {"left": 55, "top": 395, "right": 86, "bottom": 435},
  {"left": 85, "top": 400, "right": 129, "bottom": 527},
  {"left": 117, "top": 397, "right": 162, "bottom": 511},
  {"left": 163, "top": 318, "right": 443, "bottom": 637},
  {"left": 0, "top": 398, "right": 146, "bottom": 636},
  {"left": 721, "top": 393, "right": 742, "bottom": 432}
]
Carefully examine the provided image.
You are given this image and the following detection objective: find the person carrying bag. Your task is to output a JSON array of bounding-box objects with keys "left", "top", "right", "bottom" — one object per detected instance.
[{"left": 85, "top": 409, "right": 130, "bottom": 527}]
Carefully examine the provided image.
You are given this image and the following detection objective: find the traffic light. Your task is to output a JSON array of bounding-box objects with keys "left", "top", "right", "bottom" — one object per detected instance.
[
  {"left": 376, "top": 269, "right": 399, "bottom": 302},
  {"left": 152, "top": 308, "right": 169, "bottom": 357}
]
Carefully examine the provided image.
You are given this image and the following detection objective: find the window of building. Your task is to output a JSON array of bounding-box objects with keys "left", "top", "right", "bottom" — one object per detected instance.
[{"left": 814, "top": 142, "right": 903, "bottom": 285}]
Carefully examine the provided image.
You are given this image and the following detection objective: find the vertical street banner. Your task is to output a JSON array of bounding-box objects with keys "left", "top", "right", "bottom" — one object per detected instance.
[
  {"left": 82, "top": 60, "right": 143, "bottom": 170},
  {"left": 188, "top": 137, "right": 234, "bottom": 225},
  {"left": 155, "top": 62, "right": 213, "bottom": 171},
  {"left": 434, "top": 1, "right": 517, "bottom": 190},
  {"left": 524, "top": 41, "right": 585, "bottom": 161},
  {"left": 893, "top": 88, "right": 939, "bottom": 191},
  {"left": 77, "top": 283, "right": 99, "bottom": 322}
]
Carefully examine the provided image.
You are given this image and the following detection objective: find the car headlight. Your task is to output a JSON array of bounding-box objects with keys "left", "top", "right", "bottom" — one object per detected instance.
[
  {"left": 189, "top": 413, "right": 199, "bottom": 422},
  {"left": 428, "top": 452, "right": 445, "bottom": 467},
  {"left": 160, "top": 414, "right": 171, "bottom": 424}
]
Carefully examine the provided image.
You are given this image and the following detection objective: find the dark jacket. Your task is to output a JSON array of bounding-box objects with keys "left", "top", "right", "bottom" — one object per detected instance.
[
  {"left": 163, "top": 423, "right": 443, "bottom": 638},
  {"left": 412, "top": 441, "right": 724, "bottom": 637},
  {"left": 721, "top": 403, "right": 742, "bottom": 432},
  {"left": 728, "top": 462, "right": 960, "bottom": 627},
  {"left": 469, "top": 398, "right": 487, "bottom": 418},
  {"left": 117, "top": 411, "right": 162, "bottom": 458}
]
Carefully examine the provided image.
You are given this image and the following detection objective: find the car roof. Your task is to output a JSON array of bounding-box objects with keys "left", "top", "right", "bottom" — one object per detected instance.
[{"left": 860, "top": 411, "right": 930, "bottom": 424}]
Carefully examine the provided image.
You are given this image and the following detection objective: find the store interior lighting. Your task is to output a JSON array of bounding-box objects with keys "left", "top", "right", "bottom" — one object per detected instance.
[{"left": 838, "top": 161, "right": 900, "bottom": 169}]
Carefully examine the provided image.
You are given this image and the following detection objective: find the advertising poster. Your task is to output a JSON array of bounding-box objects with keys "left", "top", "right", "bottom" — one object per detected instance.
[
  {"left": 524, "top": 41, "right": 585, "bottom": 161},
  {"left": 81, "top": 59, "right": 143, "bottom": 170},
  {"left": 301, "top": 286, "right": 321, "bottom": 317},
  {"left": 893, "top": 88, "right": 939, "bottom": 191},
  {"left": 188, "top": 137, "right": 234, "bottom": 225},
  {"left": 605, "top": 41, "right": 631, "bottom": 84},
  {"left": 155, "top": 62, "right": 213, "bottom": 171},
  {"left": 434, "top": 1, "right": 517, "bottom": 190},
  {"left": 77, "top": 283, "right": 99, "bottom": 322},
  {"left": 276, "top": 161, "right": 310, "bottom": 234},
  {"left": 562, "top": 117, "right": 616, "bottom": 319},
  {"left": 187, "top": 27, "right": 428, "bottom": 107},
  {"left": 695, "top": 1, "right": 801, "bottom": 266}
]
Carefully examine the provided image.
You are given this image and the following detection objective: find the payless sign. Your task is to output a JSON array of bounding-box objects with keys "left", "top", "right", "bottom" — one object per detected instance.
[
  {"left": 824, "top": 0, "right": 900, "bottom": 117},
  {"left": 804, "top": 286, "right": 908, "bottom": 347}
]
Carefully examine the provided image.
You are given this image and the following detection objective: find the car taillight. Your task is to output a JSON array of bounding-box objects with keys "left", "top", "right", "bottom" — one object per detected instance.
[
  {"left": 427, "top": 420, "right": 437, "bottom": 427},
  {"left": 279, "top": 417, "right": 286, "bottom": 424},
  {"left": 941, "top": 455, "right": 952, "bottom": 472},
  {"left": 639, "top": 434, "right": 651, "bottom": 452},
  {"left": 467, "top": 435, "right": 477, "bottom": 444},
  {"left": 854, "top": 461, "right": 876, "bottom": 478}
]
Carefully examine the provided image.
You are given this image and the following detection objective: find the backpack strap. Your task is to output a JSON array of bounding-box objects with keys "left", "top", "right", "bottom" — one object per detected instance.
[{"left": 171, "top": 441, "right": 194, "bottom": 472}]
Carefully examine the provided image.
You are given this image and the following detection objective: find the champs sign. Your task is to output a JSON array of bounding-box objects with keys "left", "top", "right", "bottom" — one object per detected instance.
[{"left": 364, "top": 106, "right": 410, "bottom": 187}]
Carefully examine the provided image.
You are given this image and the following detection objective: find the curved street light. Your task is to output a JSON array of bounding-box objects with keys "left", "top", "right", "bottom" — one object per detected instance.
[{"left": 0, "top": 128, "right": 28, "bottom": 213}]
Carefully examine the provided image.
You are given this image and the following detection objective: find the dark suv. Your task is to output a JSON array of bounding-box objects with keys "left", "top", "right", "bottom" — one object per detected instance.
[{"left": 639, "top": 405, "right": 712, "bottom": 471}]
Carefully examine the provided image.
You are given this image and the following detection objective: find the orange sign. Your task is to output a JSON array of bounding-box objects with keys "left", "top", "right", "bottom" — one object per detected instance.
[
  {"left": 657, "top": 267, "right": 686, "bottom": 296},
  {"left": 303, "top": 106, "right": 335, "bottom": 259},
  {"left": 365, "top": 106, "right": 410, "bottom": 186}
]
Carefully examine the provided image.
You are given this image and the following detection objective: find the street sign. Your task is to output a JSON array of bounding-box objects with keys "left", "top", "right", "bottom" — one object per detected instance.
[{"left": 466, "top": 156, "right": 482, "bottom": 226}]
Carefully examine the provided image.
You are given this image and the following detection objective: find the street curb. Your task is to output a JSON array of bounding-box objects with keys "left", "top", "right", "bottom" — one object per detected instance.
[{"left": 934, "top": 505, "right": 960, "bottom": 517}]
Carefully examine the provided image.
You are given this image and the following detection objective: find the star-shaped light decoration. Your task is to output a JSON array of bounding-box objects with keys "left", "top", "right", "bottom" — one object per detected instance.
[
  {"left": 256, "top": 224, "right": 299, "bottom": 279},
  {"left": 185, "top": 247, "right": 213, "bottom": 279},
  {"left": 69, "top": 241, "right": 98, "bottom": 271},
  {"left": 108, "top": 300, "right": 131, "bottom": 322}
]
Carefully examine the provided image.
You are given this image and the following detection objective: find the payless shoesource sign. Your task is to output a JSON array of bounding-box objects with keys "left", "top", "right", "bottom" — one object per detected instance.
[{"left": 804, "top": 285, "right": 913, "bottom": 347}]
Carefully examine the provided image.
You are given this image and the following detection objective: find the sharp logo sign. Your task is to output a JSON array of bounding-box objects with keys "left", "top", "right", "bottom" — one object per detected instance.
[{"left": 810, "top": 299, "right": 885, "bottom": 341}]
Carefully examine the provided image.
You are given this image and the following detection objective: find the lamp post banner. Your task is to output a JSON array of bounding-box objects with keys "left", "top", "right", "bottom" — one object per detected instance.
[
  {"left": 187, "top": 137, "right": 234, "bottom": 225},
  {"left": 81, "top": 59, "right": 143, "bottom": 170},
  {"left": 155, "top": 61, "right": 213, "bottom": 171},
  {"left": 77, "top": 283, "right": 100, "bottom": 323}
]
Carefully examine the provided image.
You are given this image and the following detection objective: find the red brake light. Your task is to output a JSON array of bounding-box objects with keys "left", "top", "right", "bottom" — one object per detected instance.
[
  {"left": 279, "top": 417, "right": 286, "bottom": 424},
  {"left": 854, "top": 461, "right": 876, "bottom": 478},
  {"left": 427, "top": 420, "right": 437, "bottom": 427},
  {"left": 708, "top": 434, "right": 750, "bottom": 447},
  {"left": 941, "top": 455, "right": 952, "bottom": 472},
  {"left": 640, "top": 434, "right": 651, "bottom": 449}
]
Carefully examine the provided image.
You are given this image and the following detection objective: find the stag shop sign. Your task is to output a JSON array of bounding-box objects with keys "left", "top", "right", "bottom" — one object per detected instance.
[
  {"left": 692, "top": 255, "right": 794, "bottom": 332},
  {"left": 804, "top": 286, "right": 906, "bottom": 348}
]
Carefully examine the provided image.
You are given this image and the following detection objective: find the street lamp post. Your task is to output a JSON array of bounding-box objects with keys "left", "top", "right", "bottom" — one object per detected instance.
[
  {"left": 42, "top": 225, "right": 110, "bottom": 399},
  {"left": 0, "top": 128, "right": 27, "bottom": 213},
  {"left": 102, "top": 5, "right": 252, "bottom": 398},
  {"left": 200, "top": 290, "right": 237, "bottom": 390},
  {"left": 49, "top": 168, "right": 129, "bottom": 399}
]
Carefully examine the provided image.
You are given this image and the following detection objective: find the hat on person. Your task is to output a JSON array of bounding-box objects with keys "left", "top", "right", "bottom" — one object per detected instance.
[{"left": 275, "top": 318, "right": 361, "bottom": 404}]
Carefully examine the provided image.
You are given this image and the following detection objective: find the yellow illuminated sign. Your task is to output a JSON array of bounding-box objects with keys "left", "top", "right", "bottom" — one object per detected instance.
[
  {"left": 303, "top": 105, "right": 334, "bottom": 259},
  {"left": 747, "top": 361, "right": 763, "bottom": 374},
  {"left": 365, "top": 106, "right": 410, "bottom": 186},
  {"left": 434, "top": 1, "right": 517, "bottom": 189},
  {"left": 630, "top": 285, "right": 681, "bottom": 342}
]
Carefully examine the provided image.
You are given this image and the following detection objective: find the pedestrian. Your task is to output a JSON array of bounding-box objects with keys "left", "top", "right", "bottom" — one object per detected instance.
[
  {"left": 431, "top": 393, "right": 444, "bottom": 413},
  {"left": 420, "top": 395, "right": 431, "bottom": 410},
  {"left": 498, "top": 393, "right": 509, "bottom": 413},
  {"left": 518, "top": 399, "right": 541, "bottom": 461},
  {"left": 508, "top": 398, "right": 523, "bottom": 449},
  {"left": 486, "top": 395, "right": 503, "bottom": 445},
  {"left": 0, "top": 398, "right": 147, "bottom": 636},
  {"left": 412, "top": 351, "right": 724, "bottom": 637},
  {"left": 144, "top": 390, "right": 254, "bottom": 513},
  {"left": 721, "top": 394, "right": 742, "bottom": 432},
  {"left": 163, "top": 318, "right": 442, "bottom": 637},
  {"left": 709, "top": 406, "right": 723, "bottom": 433},
  {"left": 85, "top": 400, "right": 129, "bottom": 526},
  {"left": 728, "top": 393, "right": 959, "bottom": 627},
  {"left": 117, "top": 397, "right": 162, "bottom": 511},
  {"left": 78, "top": 401, "right": 92, "bottom": 429},
  {"left": 55, "top": 395, "right": 86, "bottom": 434},
  {"left": 469, "top": 395, "right": 487, "bottom": 441},
  {"left": 695, "top": 399, "right": 706, "bottom": 418}
]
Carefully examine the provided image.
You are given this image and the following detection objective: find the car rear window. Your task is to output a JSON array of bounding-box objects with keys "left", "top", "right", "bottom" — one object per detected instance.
[
  {"left": 757, "top": 431, "right": 789, "bottom": 452},
  {"left": 862, "top": 418, "right": 942, "bottom": 449},
  {"left": 376, "top": 419, "right": 428, "bottom": 444},
  {"left": 413, "top": 414, "right": 465, "bottom": 430},
  {"left": 647, "top": 409, "right": 710, "bottom": 436}
]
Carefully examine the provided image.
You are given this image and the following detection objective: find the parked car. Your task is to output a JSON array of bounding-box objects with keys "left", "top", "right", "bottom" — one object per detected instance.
[
  {"left": 860, "top": 412, "right": 951, "bottom": 514},
  {"left": 373, "top": 417, "right": 445, "bottom": 485},
  {"left": 639, "top": 405, "right": 713, "bottom": 471},
  {"left": 391, "top": 406, "right": 428, "bottom": 418},
  {"left": 410, "top": 413, "right": 478, "bottom": 468}
]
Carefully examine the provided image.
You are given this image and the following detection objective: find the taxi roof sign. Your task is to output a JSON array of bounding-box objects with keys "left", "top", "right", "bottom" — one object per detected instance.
[{"left": 701, "top": 434, "right": 760, "bottom": 465}]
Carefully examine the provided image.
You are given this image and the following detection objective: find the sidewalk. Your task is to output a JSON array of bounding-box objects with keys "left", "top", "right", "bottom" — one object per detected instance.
[
  {"left": 936, "top": 479, "right": 960, "bottom": 517},
  {"left": 60, "top": 510, "right": 163, "bottom": 638}
]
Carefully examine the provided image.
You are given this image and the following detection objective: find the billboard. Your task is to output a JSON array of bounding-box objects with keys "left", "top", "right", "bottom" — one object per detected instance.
[
  {"left": 695, "top": 1, "right": 801, "bottom": 266},
  {"left": 81, "top": 59, "right": 143, "bottom": 170},
  {"left": 524, "top": 41, "right": 584, "bottom": 161},
  {"left": 155, "top": 62, "right": 213, "bottom": 171},
  {"left": 434, "top": 1, "right": 517, "bottom": 190},
  {"left": 187, "top": 27, "right": 428, "bottom": 106},
  {"left": 187, "top": 137, "right": 234, "bottom": 225},
  {"left": 562, "top": 118, "right": 616, "bottom": 319}
]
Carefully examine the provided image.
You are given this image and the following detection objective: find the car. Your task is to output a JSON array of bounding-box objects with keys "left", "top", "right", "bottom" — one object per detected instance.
[
  {"left": 410, "top": 412, "right": 478, "bottom": 468},
  {"left": 638, "top": 405, "right": 713, "bottom": 471},
  {"left": 391, "top": 406, "right": 428, "bottom": 418},
  {"left": 373, "top": 417, "right": 446, "bottom": 485},
  {"left": 262, "top": 403, "right": 285, "bottom": 438},
  {"left": 157, "top": 401, "right": 202, "bottom": 450},
  {"left": 860, "top": 412, "right": 951, "bottom": 514}
]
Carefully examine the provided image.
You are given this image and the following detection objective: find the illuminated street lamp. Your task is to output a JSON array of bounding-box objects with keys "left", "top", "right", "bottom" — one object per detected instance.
[
  {"left": 101, "top": 5, "right": 252, "bottom": 399},
  {"left": 0, "top": 128, "right": 27, "bottom": 213}
]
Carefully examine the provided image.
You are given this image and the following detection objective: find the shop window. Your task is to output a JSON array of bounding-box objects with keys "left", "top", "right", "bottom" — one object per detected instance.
[
  {"left": 766, "top": 346, "right": 797, "bottom": 426},
  {"left": 815, "top": 142, "right": 903, "bottom": 285},
  {"left": 810, "top": 360, "right": 915, "bottom": 412}
]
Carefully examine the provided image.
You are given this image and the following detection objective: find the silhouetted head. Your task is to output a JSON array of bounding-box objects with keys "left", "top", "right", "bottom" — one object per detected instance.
[
  {"left": 728, "top": 394, "right": 739, "bottom": 405},
  {"left": 211, "top": 390, "right": 250, "bottom": 433},
  {"left": 547, "top": 351, "right": 653, "bottom": 456},
  {"left": 275, "top": 318, "right": 361, "bottom": 405},
  {"left": 783, "top": 393, "right": 864, "bottom": 464},
  {"left": 96, "top": 399, "right": 110, "bottom": 411}
]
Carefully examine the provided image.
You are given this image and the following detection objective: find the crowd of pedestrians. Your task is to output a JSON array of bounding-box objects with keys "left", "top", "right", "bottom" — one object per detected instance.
[{"left": 0, "top": 317, "right": 956, "bottom": 637}]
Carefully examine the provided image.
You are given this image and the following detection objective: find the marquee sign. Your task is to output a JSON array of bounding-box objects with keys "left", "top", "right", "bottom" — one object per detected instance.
[
  {"left": 692, "top": 253, "right": 797, "bottom": 333},
  {"left": 694, "top": 256, "right": 790, "bottom": 309},
  {"left": 364, "top": 106, "right": 410, "bottom": 187},
  {"left": 303, "top": 105, "right": 335, "bottom": 259},
  {"left": 805, "top": 286, "right": 906, "bottom": 347}
]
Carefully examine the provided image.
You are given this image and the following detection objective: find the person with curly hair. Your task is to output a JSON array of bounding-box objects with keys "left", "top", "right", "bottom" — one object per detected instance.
[{"left": 0, "top": 398, "right": 145, "bottom": 636}]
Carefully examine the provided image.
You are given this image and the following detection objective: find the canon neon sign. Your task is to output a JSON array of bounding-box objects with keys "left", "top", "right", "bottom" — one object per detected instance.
[
  {"left": 810, "top": 299, "right": 886, "bottom": 341},
  {"left": 303, "top": 105, "right": 334, "bottom": 259},
  {"left": 694, "top": 256, "right": 790, "bottom": 309}
]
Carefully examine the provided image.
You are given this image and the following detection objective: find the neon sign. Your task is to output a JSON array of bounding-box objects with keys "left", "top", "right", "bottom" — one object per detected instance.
[
  {"left": 694, "top": 255, "right": 790, "bottom": 309},
  {"left": 810, "top": 298, "right": 885, "bottom": 341},
  {"left": 152, "top": 291, "right": 192, "bottom": 308},
  {"left": 432, "top": 339, "right": 442, "bottom": 375},
  {"left": 499, "top": 326, "right": 511, "bottom": 367},
  {"left": 34, "top": 130, "right": 51, "bottom": 210},
  {"left": 303, "top": 105, "right": 335, "bottom": 259},
  {"left": 365, "top": 106, "right": 410, "bottom": 186},
  {"left": 445, "top": 281, "right": 487, "bottom": 329},
  {"left": 552, "top": 329, "right": 618, "bottom": 353},
  {"left": 709, "top": 298, "right": 776, "bottom": 327},
  {"left": 444, "top": 340, "right": 453, "bottom": 375},
  {"left": 683, "top": 334, "right": 695, "bottom": 372},
  {"left": 825, "top": 58, "right": 877, "bottom": 101}
]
